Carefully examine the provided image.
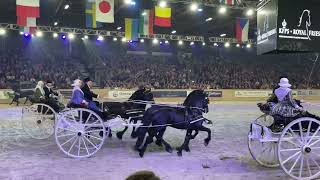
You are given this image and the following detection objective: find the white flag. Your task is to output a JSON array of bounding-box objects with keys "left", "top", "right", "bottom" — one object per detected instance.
[
  {"left": 16, "top": 0, "right": 39, "bottom": 7},
  {"left": 96, "top": 0, "right": 114, "bottom": 23}
]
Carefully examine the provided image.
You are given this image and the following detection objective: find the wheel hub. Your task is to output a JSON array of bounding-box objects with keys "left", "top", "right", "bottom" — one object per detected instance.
[
  {"left": 304, "top": 147, "right": 311, "bottom": 154},
  {"left": 36, "top": 120, "right": 42, "bottom": 124},
  {"left": 77, "top": 132, "right": 82, "bottom": 136}
]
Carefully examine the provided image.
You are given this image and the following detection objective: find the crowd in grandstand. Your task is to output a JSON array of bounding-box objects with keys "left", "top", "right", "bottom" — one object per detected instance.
[{"left": 0, "top": 46, "right": 319, "bottom": 90}]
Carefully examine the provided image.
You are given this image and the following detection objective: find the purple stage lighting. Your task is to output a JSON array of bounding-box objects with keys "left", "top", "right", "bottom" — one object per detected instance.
[
  {"left": 62, "top": 35, "right": 66, "bottom": 39},
  {"left": 24, "top": 33, "right": 30, "bottom": 37}
]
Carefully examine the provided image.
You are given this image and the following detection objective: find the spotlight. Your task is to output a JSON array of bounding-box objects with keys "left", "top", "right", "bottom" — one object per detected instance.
[
  {"left": 246, "top": 9, "right": 254, "bottom": 16},
  {"left": 121, "top": 37, "right": 126, "bottom": 42},
  {"left": 117, "top": 27, "right": 122, "bottom": 30},
  {"left": 197, "top": 8, "right": 203, "bottom": 12},
  {"left": 84, "top": 35, "right": 89, "bottom": 39},
  {"left": 171, "top": 30, "right": 176, "bottom": 34},
  {"left": 246, "top": 44, "right": 252, "bottom": 48},
  {"left": 124, "top": 0, "right": 131, "bottom": 4},
  {"left": 62, "top": 35, "right": 66, "bottom": 39},
  {"left": 224, "top": 42, "right": 230, "bottom": 47},
  {"left": 68, "top": 33, "right": 75, "bottom": 39},
  {"left": 236, "top": 44, "right": 240, "bottom": 47},
  {"left": 205, "top": 17, "right": 213, "bottom": 22},
  {"left": 54, "top": 22, "right": 58, "bottom": 26},
  {"left": 64, "top": 4, "right": 70, "bottom": 10},
  {"left": 129, "top": 40, "right": 133, "bottom": 43},
  {"left": 19, "top": 32, "right": 24, "bottom": 35},
  {"left": 97, "top": 36, "right": 104, "bottom": 41},
  {"left": 0, "top": 28, "right": 6, "bottom": 35},
  {"left": 220, "top": 33, "right": 226, "bottom": 37},
  {"left": 130, "top": 1, "right": 136, "bottom": 5},
  {"left": 53, "top": 33, "right": 58, "bottom": 38},
  {"left": 178, "top": 40, "right": 183, "bottom": 45},
  {"left": 152, "top": 39, "right": 159, "bottom": 44},
  {"left": 165, "top": 40, "right": 169, "bottom": 44},
  {"left": 160, "top": 41, "right": 163, "bottom": 44},
  {"left": 190, "top": 3, "right": 198, "bottom": 11},
  {"left": 113, "top": 37, "right": 118, "bottom": 41},
  {"left": 142, "top": 12, "right": 147, "bottom": 16},
  {"left": 36, "top": 31, "right": 43, "bottom": 37},
  {"left": 81, "top": 37, "right": 85, "bottom": 40},
  {"left": 213, "top": 43, "right": 218, "bottom": 46},
  {"left": 140, "top": 39, "right": 144, "bottom": 43},
  {"left": 24, "top": 33, "right": 30, "bottom": 37},
  {"left": 202, "top": 42, "right": 206, "bottom": 46},
  {"left": 219, "top": 6, "right": 227, "bottom": 14},
  {"left": 190, "top": 41, "right": 194, "bottom": 46},
  {"left": 159, "top": 1, "right": 167, "bottom": 8}
]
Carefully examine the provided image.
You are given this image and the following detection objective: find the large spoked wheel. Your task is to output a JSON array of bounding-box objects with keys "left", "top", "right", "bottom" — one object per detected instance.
[
  {"left": 278, "top": 117, "right": 320, "bottom": 180},
  {"left": 248, "top": 132, "right": 279, "bottom": 168},
  {"left": 21, "top": 104, "right": 56, "bottom": 139},
  {"left": 55, "top": 108, "right": 107, "bottom": 158}
]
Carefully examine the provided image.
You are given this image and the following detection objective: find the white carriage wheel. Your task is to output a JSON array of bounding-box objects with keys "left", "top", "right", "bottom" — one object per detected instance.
[
  {"left": 248, "top": 132, "right": 280, "bottom": 168},
  {"left": 278, "top": 117, "right": 320, "bottom": 180},
  {"left": 21, "top": 103, "right": 56, "bottom": 139},
  {"left": 55, "top": 108, "right": 106, "bottom": 158}
]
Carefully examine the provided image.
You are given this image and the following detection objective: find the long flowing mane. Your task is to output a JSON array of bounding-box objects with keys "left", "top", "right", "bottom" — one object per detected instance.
[{"left": 183, "top": 90, "right": 205, "bottom": 106}]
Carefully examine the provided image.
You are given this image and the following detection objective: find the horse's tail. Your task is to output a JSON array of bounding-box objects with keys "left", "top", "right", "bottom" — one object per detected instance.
[{"left": 134, "top": 108, "right": 154, "bottom": 149}]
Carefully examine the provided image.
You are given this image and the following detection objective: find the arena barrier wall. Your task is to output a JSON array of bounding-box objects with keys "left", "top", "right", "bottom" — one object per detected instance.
[{"left": 1, "top": 89, "right": 320, "bottom": 104}]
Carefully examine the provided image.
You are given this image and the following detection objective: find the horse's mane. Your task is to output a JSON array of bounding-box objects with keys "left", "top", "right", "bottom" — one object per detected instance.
[{"left": 183, "top": 90, "right": 205, "bottom": 106}]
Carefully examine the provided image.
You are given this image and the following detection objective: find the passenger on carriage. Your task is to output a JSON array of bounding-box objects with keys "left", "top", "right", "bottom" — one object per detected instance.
[
  {"left": 32, "top": 81, "right": 45, "bottom": 103},
  {"left": 43, "top": 80, "right": 64, "bottom": 112},
  {"left": 69, "top": 79, "right": 106, "bottom": 118}
]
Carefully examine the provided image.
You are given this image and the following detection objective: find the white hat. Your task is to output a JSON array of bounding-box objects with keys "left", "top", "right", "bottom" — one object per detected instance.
[
  {"left": 278, "top": 78, "right": 292, "bottom": 88},
  {"left": 71, "top": 79, "right": 82, "bottom": 87},
  {"left": 37, "top": 81, "right": 44, "bottom": 87}
]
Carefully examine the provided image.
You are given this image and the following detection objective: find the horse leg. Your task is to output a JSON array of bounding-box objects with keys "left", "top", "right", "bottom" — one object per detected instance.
[
  {"left": 116, "top": 126, "right": 128, "bottom": 140},
  {"left": 176, "top": 130, "right": 192, "bottom": 157},
  {"left": 130, "top": 119, "right": 138, "bottom": 138},
  {"left": 138, "top": 130, "right": 156, "bottom": 158},
  {"left": 155, "top": 127, "right": 173, "bottom": 153},
  {"left": 184, "top": 130, "right": 199, "bottom": 152},
  {"left": 197, "top": 125, "right": 212, "bottom": 146},
  {"left": 24, "top": 97, "right": 28, "bottom": 105},
  {"left": 134, "top": 127, "right": 148, "bottom": 151}
]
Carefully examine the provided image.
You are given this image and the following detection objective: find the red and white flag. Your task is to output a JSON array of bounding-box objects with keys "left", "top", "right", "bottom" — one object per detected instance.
[
  {"left": 96, "top": 0, "right": 114, "bottom": 23},
  {"left": 16, "top": 0, "right": 40, "bottom": 18},
  {"left": 17, "top": 17, "right": 37, "bottom": 27}
]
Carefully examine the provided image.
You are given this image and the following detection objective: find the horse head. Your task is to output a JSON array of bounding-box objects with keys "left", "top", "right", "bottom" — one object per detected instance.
[{"left": 183, "top": 90, "right": 209, "bottom": 114}]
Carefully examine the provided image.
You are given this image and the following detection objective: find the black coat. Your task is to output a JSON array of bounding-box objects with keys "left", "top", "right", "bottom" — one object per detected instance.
[
  {"left": 43, "top": 86, "right": 58, "bottom": 99},
  {"left": 81, "top": 84, "right": 98, "bottom": 101}
]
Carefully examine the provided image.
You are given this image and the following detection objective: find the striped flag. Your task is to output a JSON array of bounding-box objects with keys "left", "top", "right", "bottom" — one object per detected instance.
[
  {"left": 19, "top": 26, "right": 37, "bottom": 34},
  {"left": 236, "top": 0, "right": 242, "bottom": 5},
  {"left": 236, "top": 18, "right": 249, "bottom": 43},
  {"left": 219, "top": 0, "right": 235, "bottom": 5},
  {"left": 139, "top": 9, "right": 154, "bottom": 36},
  {"left": 154, "top": 6, "right": 171, "bottom": 27},
  {"left": 86, "top": 0, "right": 102, "bottom": 28},
  {"left": 125, "top": 18, "right": 139, "bottom": 41},
  {"left": 16, "top": 0, "right": 39, "bottom": 33}
]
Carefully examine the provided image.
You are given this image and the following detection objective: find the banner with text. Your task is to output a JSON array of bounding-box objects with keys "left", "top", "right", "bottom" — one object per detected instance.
[{"left": 235, "top": 91, "right": 272, "bottom": 98}]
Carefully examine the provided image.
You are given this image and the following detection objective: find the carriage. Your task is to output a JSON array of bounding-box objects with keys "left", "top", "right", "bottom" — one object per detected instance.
[
  {"left": 21, "top": 89, "right": 154, "bottom": 158},
  {"left": 248, "top": 113, "right": 320, "bottom": 180}
]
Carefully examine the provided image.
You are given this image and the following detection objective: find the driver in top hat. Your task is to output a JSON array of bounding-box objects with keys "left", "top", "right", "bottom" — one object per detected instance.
[{"left": 81, "top": 77, "right": 99, "bottom": 103}]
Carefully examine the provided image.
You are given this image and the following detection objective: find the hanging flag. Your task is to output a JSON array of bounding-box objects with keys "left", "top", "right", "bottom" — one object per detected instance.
[
  {"left": 17, "top": 17, "right": 36, "bottom": 27},
  {"left": 16, "top": 0, "right": 40, "bottom": 17},
  {"left": 19, "top": 26, "right": 37, "bottom": 34},
  {"left": 219, "top": 0, "right": 235, "bottom": 5},
  {"left": 236, "top": 18, "right": 249, "bottom": 43},
  {"left": 236, "top": 0, "right": 242, "bottom": 5},
  {"left": 86, "top": 0, "right": 102, "bottom": 28},
  {"left": 154, "top": 6, "right": 171, "bottom": 27},
  {"left": 96, "top": 0, "right": 114, "bottom": 23},
  {"left": 125, "top": 18, "right": 139, "bottom": 41},
  {"left": 139, "top": 9, "right": 154, "bottom": 36}
]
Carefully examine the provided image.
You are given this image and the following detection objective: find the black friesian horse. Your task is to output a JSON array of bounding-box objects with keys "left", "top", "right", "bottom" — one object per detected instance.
[
  {"left": 102, "top": 88, "right": 155, "bottom": 139},
  {"left": 135, "top": 90, "right": 211, "bottom": 157}
]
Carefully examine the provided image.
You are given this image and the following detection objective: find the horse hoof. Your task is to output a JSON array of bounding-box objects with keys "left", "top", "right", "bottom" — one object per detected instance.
[
  {"left": 138, "top": 149, "right": 145, "bottom": 158},
  {"left": 204, "top": 139, "right": 210, "bottom": 146},
  {"left": 166, "top": 147, "right": 173, "bottom": 153},
  {"left": 108, "top": 132, "right": 112, "bottom": 138},
  {"left": 155, "top": 140, "right": 163, "bottom": 147},
  {"left": 177, "top": 151, "right": 182, "bottom": 157},
  {"left": 116, "top": 132, "right": 123, "bottom": 140},
  {"left": 185, "top": 147, "right": 190, "bottom": 152}
]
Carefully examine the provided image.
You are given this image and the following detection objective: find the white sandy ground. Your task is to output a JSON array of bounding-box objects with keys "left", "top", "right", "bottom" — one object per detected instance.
[{"left": 0, "top": 102, "right": 320, "bottom": 180}]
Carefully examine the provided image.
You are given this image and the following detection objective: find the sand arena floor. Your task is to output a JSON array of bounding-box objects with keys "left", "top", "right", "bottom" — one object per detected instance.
[{"left": 0, "top": 102, "right": 319, "bottom": 180}]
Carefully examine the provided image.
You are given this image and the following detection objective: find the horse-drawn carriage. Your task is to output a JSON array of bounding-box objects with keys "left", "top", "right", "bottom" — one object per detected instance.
[
  {"left": 248, "top": 110, "right": 320, "bottom": 179},
  {"left": 21, "top": 89, "right": 211, "bottom": 158}
]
